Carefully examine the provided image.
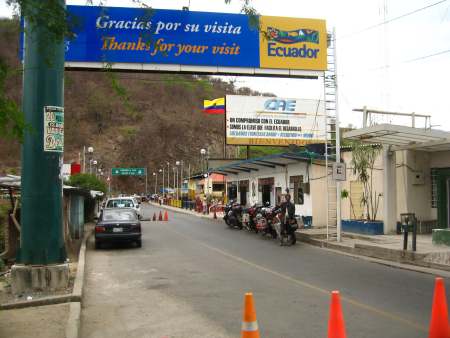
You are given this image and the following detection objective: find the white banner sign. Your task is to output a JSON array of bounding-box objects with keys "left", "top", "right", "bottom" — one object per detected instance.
[{"left": 226, "top": 95, "right": 326, "bottom": 146}]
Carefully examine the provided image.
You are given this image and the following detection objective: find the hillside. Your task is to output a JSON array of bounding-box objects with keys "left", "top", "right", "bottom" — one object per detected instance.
[{"left": 0, "top": 19, "right": 277, "bottom": 192}]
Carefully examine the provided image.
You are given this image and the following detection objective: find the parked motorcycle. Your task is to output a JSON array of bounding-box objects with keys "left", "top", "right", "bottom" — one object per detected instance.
[
  {"left": 241, "top": 203, "right": 262, "bottom": 232},
  {"left": 272, "top": 209, "right": 299, "bottom": 246},
  {"left": 255, "top": 203, "right": 278, "bottom": 238},
  {"left": 223, "top": 200, "right": 243, "bottom": 229}
]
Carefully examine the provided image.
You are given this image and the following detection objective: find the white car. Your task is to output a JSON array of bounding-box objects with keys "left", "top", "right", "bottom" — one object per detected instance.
[{"left": 104, "top": 197, "right": 142, "bottom": 219}]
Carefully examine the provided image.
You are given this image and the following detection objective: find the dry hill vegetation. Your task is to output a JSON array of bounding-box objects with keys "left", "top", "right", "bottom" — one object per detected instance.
[{"left": 0, "top": 19, "right": 275, "bottom": 192}]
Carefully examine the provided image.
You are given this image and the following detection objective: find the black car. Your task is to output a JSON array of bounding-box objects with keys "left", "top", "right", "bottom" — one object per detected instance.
[{"left": 95, "top": 208, "right": 142, "bottom": 249}]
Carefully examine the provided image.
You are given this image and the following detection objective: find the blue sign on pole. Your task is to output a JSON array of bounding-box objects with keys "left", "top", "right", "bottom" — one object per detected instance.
[{"left": 64, "top": 6, "right": 260, "bottom": 68}]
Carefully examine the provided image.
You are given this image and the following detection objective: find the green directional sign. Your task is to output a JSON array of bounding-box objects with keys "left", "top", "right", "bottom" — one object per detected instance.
[{"left": 111, "top": 168, "right": 146, "bottom": 176}]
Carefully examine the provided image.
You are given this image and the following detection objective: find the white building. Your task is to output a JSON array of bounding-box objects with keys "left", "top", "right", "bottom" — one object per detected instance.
[{"left": 211, "top": 151, "right": 330, "bottom": 227}]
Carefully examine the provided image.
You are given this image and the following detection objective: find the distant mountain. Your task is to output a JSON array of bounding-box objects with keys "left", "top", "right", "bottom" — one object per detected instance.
[{"left": 0, "top": 19, "right": 278, "bottom": 193}]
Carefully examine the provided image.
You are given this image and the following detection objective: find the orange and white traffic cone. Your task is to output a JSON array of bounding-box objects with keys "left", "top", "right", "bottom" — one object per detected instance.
[
  {"left": 164, "top": 210, "right": 169, "bottom": 221},
  {"left": 428, "top": 277, "right": 450, "bottom": 338},
  {"left": 241, "top": 292, "right": 260, "bottom": 338},
  {"left": 328, "top": 291, "right": 347, "bottom": 338},
  {"left": 158, "top": 211, "right": 163, "bottom": 221}
]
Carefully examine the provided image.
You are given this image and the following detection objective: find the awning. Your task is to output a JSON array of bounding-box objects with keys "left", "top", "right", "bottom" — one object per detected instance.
[
  {"left": 210, "top": 151, "right": 328, "bottom": 176},
  {"left": 344, "top": 124, "right": 450, "bottom": 152}
]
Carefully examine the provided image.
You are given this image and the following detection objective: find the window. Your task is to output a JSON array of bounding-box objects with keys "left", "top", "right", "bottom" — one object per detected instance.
[
  {"left": 212, "top": 183, "right": 225, "bottom": 192},
  {"left": 431, "top": 168, "right": 438, "bottom": 208},
  {"left": 289, "top": 175, "right": 304, "bottom": 205},
  {"left": 107, "top": 199, "right": 134, "bottom": 208},
  {"left": 102, "top": 210, "right": 138, "bottom": 221}
]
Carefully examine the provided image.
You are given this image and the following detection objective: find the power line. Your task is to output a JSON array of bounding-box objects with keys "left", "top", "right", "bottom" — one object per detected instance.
[
  {"left": 339, "top": 0, "right": 449, "bottom": 40},
  {"left": 404, "top": 47, "right": 450, "bottom": 63}
]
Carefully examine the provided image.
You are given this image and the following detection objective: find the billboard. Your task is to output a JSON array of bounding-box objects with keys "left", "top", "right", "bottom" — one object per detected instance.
[
  {"left": 22, "top": 6, "right": 327, "bottom": 74},
  {"left": 226, "top": 95, "right": 326, "bottom": 146}
]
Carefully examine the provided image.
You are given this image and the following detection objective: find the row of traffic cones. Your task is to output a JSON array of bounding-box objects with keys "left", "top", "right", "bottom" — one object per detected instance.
[
  {"left": 241, "top": 277, "right": 450, "bottom": 338},
  {"left": 152, "top": 210, "right": 169, "bottom": 222}
]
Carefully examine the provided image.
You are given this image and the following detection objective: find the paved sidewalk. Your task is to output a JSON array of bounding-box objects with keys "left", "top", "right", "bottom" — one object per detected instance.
[
  {"left": 0, "top": 303, "right": 69, "bottom": 338},
  {"left": 297, "top": 227, "right": 450, "bottom": 270},
  {"left": 148, "top": 202, "right": 224, "bottom": 221}
]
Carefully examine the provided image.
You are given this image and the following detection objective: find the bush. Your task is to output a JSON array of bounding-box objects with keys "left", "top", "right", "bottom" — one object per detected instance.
[
  {"left": 67, "top": 173, "right": 107, "bottom": 195},
  {"left": 0, "top": 202, "right": 9, "bottom": 253}
]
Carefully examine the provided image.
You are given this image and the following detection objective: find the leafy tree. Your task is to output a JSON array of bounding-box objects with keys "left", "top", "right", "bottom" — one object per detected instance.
[
  {"left": 68, "top": 173, "right": 107, "bottom": 195},
  {"left": 350, "top": 141, "right": 382, "bottom": 221},
  {"left": 0, "top": 59, "right": 30, "bottom": 142}
]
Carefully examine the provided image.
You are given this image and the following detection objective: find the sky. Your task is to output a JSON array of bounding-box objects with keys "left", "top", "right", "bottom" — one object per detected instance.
[{"left": 1, "top": 0, "right": 449, "bottom": 131}]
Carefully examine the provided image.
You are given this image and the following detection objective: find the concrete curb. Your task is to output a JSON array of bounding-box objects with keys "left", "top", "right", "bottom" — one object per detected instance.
[
  {"left": 64, "top": 229, "right": 91, "bottom": 338},
  {"left": 296, "top": 232, "right": 450, "bottom": 274},
  {"left": 65, "top": 302, "right": 81, "bottom": 338}
]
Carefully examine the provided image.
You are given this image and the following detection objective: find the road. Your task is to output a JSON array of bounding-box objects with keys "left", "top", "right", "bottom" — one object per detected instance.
[{"left": 81, "top": 204, "right": 448, "bottom": 338}]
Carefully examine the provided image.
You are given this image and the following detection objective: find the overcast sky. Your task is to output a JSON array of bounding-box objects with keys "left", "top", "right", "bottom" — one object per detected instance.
[{"left": 1, "top": 0, "right": 449, "bottom": 130}]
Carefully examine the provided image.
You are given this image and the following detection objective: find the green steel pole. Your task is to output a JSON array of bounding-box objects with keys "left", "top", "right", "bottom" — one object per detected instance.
[{"left": 18, "top": 1, "right": 66, "bottom": 264}]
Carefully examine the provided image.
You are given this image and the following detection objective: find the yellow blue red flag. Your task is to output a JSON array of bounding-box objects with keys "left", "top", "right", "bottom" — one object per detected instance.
[{"left": 203, "top": 97, "right": 225, "bottom": 114}]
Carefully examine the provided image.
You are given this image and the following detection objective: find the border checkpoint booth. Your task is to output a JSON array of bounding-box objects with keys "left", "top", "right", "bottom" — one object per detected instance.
[{"left": 345, "top": 122, "right": 450, "bottom": 238}]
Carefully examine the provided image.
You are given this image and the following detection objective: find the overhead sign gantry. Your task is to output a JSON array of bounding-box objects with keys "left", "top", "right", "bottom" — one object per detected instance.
[{"left": 40, "top": 6, "right": 328, "bottom": 77}]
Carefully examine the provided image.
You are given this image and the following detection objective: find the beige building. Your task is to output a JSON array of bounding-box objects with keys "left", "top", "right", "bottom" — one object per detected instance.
[{"left": 344, "top": 124, "right": 450, "bottom": 234}]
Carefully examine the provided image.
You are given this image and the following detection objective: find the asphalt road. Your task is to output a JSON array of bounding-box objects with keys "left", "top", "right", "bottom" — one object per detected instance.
[{"left": 81, "top": 204, "right": 449, "bottom": 338}]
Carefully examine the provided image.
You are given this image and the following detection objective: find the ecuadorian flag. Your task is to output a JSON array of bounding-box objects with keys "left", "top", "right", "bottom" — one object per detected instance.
[{"left": 203, "top": 97, "right": 225, "bottom": 114}]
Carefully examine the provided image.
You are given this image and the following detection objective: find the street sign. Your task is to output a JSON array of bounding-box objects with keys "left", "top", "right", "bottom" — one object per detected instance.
[
  {"left": 43, "top": 106, "right": 64, "bottom": 152},
  {"left": 111, "top": 168, "right": 146, "bottom": 176}
]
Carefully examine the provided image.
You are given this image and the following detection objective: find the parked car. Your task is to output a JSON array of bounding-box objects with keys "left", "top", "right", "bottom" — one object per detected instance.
[
  {"left": 104, "top": 196, "right": 142, "bottom": 218},
  {"left": 95, "top": 208, "right": 142, "bottom": 249}
]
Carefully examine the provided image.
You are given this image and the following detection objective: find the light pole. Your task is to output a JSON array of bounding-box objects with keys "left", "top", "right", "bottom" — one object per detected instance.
[
  {"left": 176, "top": 160, "right": 181, "bottom": 199},
  {"left": 173, "top": 167, "right": 176, "bottom": 198},
  {"left": 161, "top": 167, "right": 165, "bottom": 196},
  {"left": 153, "top": 172, "right": 157, "bottom": 195},
  {"left": 84, "top": 146, "right": 93, "bottom": 173},
  {"left": 167, "top": 162, "right": 170, "bottom": 192},
  {"left": 200, "top": 148, "right": 206, "bottom": 173}
]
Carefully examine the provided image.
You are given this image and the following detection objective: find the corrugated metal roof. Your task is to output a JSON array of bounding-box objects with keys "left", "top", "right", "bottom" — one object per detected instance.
[{"left": 210, "top": 151, "right": 331, "bottom": 176}]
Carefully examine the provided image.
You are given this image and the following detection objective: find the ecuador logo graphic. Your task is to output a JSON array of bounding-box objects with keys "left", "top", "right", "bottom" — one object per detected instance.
[{"left": 259, "top": 16, "right": 327, "bottom": 71}]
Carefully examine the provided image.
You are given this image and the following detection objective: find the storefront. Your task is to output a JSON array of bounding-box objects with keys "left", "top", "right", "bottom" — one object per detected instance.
[{"left": 210, "top": 151, "right": 328, "bottom": 226}]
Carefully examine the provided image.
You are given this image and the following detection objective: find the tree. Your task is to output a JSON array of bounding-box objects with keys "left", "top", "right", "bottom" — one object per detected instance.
[
  {"left": 350, "top": 141, "right": 382, "bottom": 221},
  {"left": 68, "top": 173, "right": 107, "bottom": 195}
]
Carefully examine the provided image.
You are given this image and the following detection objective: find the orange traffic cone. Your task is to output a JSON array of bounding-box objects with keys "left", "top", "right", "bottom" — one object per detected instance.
[
  {"left": 241, "top": 293, "right": 260, "bottom": 338},
  {"left": 158, "top": 211, "right": 163, "bottom": 221},
  {"left": 152, "top": 213, "right": 156, "bottom": 221},
  {"left": 164, "top": 211, "right": 169, "bottom": 221},
  {"left": 428, "top": 277, "right": 450, "bottom": 338},
  {"left": 328, "top": 291, "right": 347, "bottom": 338}
]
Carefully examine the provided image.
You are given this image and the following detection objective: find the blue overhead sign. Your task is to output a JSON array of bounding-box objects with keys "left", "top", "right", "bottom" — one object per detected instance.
[{"left": 63, "top": 5, "right": 260, "bottom": 68}]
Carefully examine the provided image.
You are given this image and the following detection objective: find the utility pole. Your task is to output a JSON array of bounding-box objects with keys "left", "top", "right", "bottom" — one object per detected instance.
[{"left": 13, "top": 0, "right": 68, "bottom": 293}]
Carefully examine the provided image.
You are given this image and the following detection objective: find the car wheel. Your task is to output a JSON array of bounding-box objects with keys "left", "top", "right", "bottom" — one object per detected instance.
[
  {"left": 95, "top": 240, "right": 101, "bottom": 249},
  {"left": 136, "top": 240, "right": 142, "bottom": 248}
]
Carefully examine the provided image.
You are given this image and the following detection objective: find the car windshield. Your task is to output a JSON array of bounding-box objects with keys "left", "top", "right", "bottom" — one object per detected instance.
[
  {"left": 102, "top": 209, "right": 138, "bottom": 221},
  {"left": 106, "top": 199, "right": 134, "bottom": 208}
]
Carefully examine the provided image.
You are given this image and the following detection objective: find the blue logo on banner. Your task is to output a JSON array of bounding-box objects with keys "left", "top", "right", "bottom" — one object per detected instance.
[{"left": 52, "top": 6, "right": 260, "bottom": 68}]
